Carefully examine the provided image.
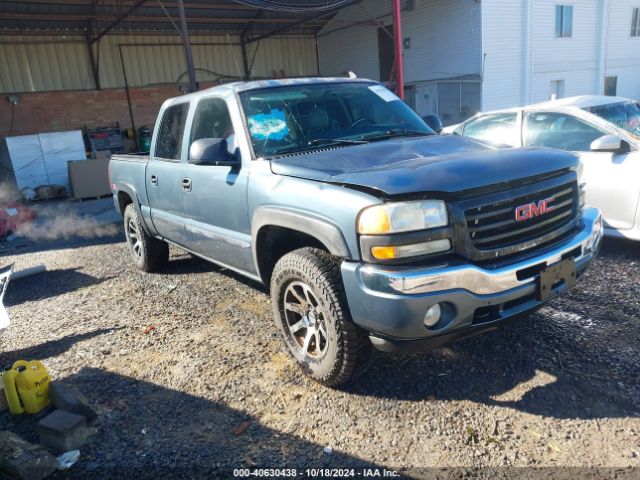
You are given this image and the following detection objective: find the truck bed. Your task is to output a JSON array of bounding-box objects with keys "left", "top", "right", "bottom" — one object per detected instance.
[{"left": 108, "top": 153, "right": 151, "bottom": 211}]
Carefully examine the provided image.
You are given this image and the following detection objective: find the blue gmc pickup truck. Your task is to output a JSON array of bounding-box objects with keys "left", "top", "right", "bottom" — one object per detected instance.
[{"left": 109, "top": 78, "right": 603, "bottom": 386}]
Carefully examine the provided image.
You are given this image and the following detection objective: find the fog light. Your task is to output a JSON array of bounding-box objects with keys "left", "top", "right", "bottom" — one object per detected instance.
[
  {"left": 424, "top": 304, "right": 442, "bottom": 327},
  {"left": 370, "top": 239, "right": 451, "bottom": 260}
]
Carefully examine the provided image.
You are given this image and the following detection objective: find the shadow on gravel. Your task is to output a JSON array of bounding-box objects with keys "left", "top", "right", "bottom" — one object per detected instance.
[
  {"left": 0, "top": 367, "right": 391, "bottom": 479},
  {"left": 346, "top": 311, "right": 639, "bottom": 420},
  {"left": 598, "top": 236, "right": 640, "bottom": 259},
  {"left": 4, "top": 268, "right": 115, "bottom": 306},
  {"left": 165, "top": 253, "right": 267, "bottom": 293},
  {"left": 0, "top": 329, "right": 119, "bottom": 366},
  {"left": 0, "top": 232, "right": 124, "bottom": 258}
]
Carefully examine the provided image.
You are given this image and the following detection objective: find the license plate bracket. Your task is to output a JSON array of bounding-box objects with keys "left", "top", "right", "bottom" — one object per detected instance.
[{"left": 537, "top": 258, "right": 576, "bottom": 301}]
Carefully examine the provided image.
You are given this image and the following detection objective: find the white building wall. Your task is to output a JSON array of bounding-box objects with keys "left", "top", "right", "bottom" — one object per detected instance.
[
  {"left": 483, "top": 0, "right": 639, "bottom": 111},
  {"left": 528, "top": 0, "right": 601, "bottom": 103},
  {"left": 605, "top": 0, "right": 640, "bottom": 100},
  {"left": 317, "top": 0, "right": 481, "bottom": 83},
  {"left": 481, "top": 0, "right": 525, "bottom": 111}
]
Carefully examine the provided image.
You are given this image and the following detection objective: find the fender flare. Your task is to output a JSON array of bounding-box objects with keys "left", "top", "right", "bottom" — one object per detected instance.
[
  {"left": 251, "top": 207, "right": 352, "bottom": 276},
  {"left": 114, "top": 182, "right": 153, "bottom": 236}
]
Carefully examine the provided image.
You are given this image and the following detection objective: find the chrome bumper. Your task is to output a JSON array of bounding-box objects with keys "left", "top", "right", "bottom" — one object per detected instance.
[{"left": 358, "top": 207, "right": 602, "bottom": 296}]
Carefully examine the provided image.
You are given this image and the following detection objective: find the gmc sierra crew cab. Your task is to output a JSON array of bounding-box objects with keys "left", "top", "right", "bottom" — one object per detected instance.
[{"left": 109, "top": 78, "right": 603, "bottom": 386}]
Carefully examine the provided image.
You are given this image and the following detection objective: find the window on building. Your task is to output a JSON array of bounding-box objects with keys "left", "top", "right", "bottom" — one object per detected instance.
[
  {"left": 555, "top": 5, "right": 573, "bottom": 37},
  {"left": 550, "top": 80, "right": 565, "bottom": 100},
  {"left": 604, "top": 76, "right": 618, "bottom": 96},
  {"left": 155, "top": 103, "right": 189, "bottom": 160},
  {"left": 524, "top": 112, "right": 605, "bottom": 152},
  {"left": 632, "top": 8, "right": 640, "bottom": 36},
  {"left": 462, "top": 113, "right": 519, "bottom": 147}
]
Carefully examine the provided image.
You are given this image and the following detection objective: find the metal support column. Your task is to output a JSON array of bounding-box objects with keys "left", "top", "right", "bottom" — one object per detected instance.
[
  {"left": 240, "top": 39, "right": 250, "bottom": 80},
  {"left": 392, "top": 0, "right": 404, "bottom": 100},
  {"left": 86, "top": 37, "right": 101, "bottom": 90},
  {"left": 177, "top": 0, "right": 197, "bottom": 92},
  {"left": 118, "top": 45, "right": 136, "bottom": 133}
]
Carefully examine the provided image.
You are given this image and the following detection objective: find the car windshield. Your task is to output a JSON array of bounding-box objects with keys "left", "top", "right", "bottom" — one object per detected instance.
[
  {"left": 585, "top": 101, "right": 640, "bottom": 137},
  {"left": 239, "top": 82, "right": 434, "bottom": 157}
]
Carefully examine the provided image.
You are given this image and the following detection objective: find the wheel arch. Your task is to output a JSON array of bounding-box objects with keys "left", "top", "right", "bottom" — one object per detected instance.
[
  {"left": 252, "top": 207, "right": 352, "bottom": 285},
  {"left": 115, "top": 183, "right": 153, "bottom": 236}
]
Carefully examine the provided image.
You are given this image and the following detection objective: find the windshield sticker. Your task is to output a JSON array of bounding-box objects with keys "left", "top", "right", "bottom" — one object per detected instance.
[
  {"left": 248, "top": 109, "right": 289, "bottom": 141},
  {"left": 368, "top": 85, "right": 399, "bottom": 102}
]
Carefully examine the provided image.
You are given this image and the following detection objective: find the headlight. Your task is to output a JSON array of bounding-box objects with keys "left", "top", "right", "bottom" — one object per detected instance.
[{"left": 358, "top": 200, "right": 448, "bottom": 234}]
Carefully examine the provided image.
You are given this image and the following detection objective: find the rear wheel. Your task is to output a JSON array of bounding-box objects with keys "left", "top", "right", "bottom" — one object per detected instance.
[
  {"left": 123, "top": 204, "right": 168, "bottom": 272},
  {"left": 270, "top": 248, "right": 370, "bottom": 387}
]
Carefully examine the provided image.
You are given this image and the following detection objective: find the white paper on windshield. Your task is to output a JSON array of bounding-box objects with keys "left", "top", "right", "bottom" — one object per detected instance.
[{"left": 368, "top": 85, "right": 399, "bottom": 102}]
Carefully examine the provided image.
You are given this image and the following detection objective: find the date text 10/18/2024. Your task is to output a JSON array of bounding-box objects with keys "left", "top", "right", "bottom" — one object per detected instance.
[{"left": 233, "top": 468, "right": 401, "bottom": 477}]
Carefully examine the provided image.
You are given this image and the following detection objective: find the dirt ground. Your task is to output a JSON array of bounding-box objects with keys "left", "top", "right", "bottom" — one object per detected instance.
[{"left": 0, "top": 229, "right": 639, "bottom": 479}]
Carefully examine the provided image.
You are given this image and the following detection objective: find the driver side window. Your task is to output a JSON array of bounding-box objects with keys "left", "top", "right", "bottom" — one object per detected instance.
[
  {"left": 524, "top": 112, "right": 605, "bottom": 152},
  {"left": 191, "top": 97, "right": 235, "bottom": 146}
]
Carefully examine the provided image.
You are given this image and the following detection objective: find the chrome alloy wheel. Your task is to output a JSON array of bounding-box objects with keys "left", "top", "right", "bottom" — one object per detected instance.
[
  {"left": 283, "top": 281, "right": 328, "bottom": 357},
  {"left": 127, "top": 219, "right": 142, "bottom": 259}
]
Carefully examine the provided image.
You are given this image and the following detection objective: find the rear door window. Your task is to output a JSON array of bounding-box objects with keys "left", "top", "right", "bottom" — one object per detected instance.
[
  {"left": 155, "top": 103, "right": 189, "bottom": 160},
  {"left": 462, "top": 113, "right": 518, "bottom": 146}
]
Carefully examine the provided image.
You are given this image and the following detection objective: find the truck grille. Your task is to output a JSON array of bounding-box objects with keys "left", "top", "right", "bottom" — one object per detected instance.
[{"left": 464, "top": 178, "right": 578, "bottom": 251}]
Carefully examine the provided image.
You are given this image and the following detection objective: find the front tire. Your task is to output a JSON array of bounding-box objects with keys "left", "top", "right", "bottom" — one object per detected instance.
[
  {"left": 123, "top": 204, "right": 168, "bottom": 272},
  {"left": 270, "top": 248, "right": 370, "bottom": 387}
]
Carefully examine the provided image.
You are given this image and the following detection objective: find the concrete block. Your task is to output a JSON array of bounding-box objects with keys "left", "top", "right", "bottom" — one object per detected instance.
[
  {"left": 0, "top": 431, "right": 59, "bottom": 480},
  {"left": 37, "top": 409, "right": 89, "bottom": 453},
  {"left": 48, "top": 381, "right": 98, "bottom": 424}
]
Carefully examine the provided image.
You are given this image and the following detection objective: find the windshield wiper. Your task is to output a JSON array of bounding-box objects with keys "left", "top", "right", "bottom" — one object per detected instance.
[
  {"left": 264, "top": 138, "right": 366, "bottom": 158},
  {"left": 308, "top": 138, "right": 368, "bottom": 146},
  {"left": 361, "top": 129, "right": 434, "bottom": 141}
]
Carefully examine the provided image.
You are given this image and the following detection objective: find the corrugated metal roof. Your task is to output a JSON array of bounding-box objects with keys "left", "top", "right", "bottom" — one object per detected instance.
[{"left": 0, "top": 0, "right": 348, "bottom": 37}]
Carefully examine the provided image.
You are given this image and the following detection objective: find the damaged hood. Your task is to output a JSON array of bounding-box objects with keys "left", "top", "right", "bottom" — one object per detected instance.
[{"left": 269, "top": 135, "right": 578, "bottom": 196}]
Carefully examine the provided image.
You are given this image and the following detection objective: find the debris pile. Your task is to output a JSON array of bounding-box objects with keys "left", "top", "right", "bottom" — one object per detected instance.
[
  {"left": 0, "top": 205, "right": 37, "bottom": 241},
  {"left": 0, "top": 361, "right": 98, "bottom": 479}
]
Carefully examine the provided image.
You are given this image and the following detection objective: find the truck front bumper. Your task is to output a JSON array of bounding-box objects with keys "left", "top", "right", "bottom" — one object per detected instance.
[{"left": 341, "top": 207, "right": 603, "bottom": 353}]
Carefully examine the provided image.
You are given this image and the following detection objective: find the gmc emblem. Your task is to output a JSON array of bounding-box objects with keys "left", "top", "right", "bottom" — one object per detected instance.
[{"left": 515, "top": 197, "right": 556, "bottom": 222}]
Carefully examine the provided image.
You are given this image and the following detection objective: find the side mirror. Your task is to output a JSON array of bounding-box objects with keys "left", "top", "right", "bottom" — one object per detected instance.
[
  {"left": 422, "top": 114, "right": 443, "bottom": 134},
  {"left": 590, "top": 134, "right": 629, "bottom": 153},
  {"left": 189, "top": 138, "right": 239, "bottom": 166}
]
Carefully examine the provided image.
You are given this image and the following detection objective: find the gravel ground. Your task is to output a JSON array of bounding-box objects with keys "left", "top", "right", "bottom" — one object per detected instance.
[{"left": 1, "top": 229, "right": 639, "bottom": 479}]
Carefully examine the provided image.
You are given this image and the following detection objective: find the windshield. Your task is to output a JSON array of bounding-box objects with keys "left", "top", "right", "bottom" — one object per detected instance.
[
  {"left": 585, "top": 101, "right": 640, "bottom": 137},
  {"left": 239, "top": 82, "right": 434, "bottom": 157}
]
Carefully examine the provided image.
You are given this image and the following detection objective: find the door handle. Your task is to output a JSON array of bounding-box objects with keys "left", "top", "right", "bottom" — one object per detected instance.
[
  {"left": 182, "top": 177, "right": 192, "bottom": 192},
  {"left": 150, "top": 174, "right": 158, "bottom": 186}
]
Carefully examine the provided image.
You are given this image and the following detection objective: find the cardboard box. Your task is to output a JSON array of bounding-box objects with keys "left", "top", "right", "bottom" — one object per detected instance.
[{"left": 67, "top": 157, "right": 111, "bottom": 200}]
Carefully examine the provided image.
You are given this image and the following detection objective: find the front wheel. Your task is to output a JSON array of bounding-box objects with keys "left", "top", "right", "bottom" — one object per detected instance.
[
  {"left": 270, "top": 248, "right": 370, "bottom": 387},
  {"left": 123, "top": 204, "right": 168, "bottom": 272}
]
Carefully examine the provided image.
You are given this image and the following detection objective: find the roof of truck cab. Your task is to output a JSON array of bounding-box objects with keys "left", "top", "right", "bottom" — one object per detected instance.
[{"left": 170, "top": 77, "right": 377, "bottom": 103}]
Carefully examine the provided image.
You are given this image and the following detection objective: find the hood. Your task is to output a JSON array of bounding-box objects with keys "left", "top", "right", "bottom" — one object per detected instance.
[{"left": 269, "top": 135, "right": 579, "bottom": 197}]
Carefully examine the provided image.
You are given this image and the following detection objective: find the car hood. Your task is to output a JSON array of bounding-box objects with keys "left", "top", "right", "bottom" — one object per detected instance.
[{"left": 269, "top": 135, "right": 579, "bottom": 196}]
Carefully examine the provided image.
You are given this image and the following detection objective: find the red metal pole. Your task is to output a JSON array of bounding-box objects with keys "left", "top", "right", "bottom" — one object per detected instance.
[{"left": 392, "top": 0, "right": 404, "bottom": 99}]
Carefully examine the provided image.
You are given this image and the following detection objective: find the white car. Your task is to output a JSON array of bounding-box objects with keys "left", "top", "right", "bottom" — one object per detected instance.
[{"left": 445, "top": 95, "right": 640, "bottom": 240}]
